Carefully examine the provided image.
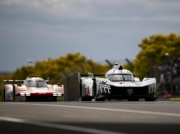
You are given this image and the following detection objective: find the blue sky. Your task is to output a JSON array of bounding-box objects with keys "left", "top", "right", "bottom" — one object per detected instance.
[{"left": 0, "top": 0, "right": 180, "bottom": 71}]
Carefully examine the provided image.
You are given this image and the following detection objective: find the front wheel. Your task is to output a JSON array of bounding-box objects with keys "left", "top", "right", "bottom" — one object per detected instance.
[
  {"left": 144, "top": 97, "right": 156, "bottom": 101},
  {"left": 95, "top": 97, "right": 105, "bottom": 101},
  {"left": 55, "top": 96, "right": 64, "bottom": 101},
  {"left": 128, "top": 98, "right": 139, "bottom": 101},
  {"left": 81, "top": 96, "right": 92, "bottom": 101},
  {"left": 95, "top": 94, "right": 105, "bottom": 101}
]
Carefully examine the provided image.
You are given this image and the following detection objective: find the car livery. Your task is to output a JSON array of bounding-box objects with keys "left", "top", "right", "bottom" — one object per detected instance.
[
  {"left": 79, "top": 64, "right": 158, "bottom": 101},
  {"left": 2, "top": 76, "right": 64, "bottom": 101}
]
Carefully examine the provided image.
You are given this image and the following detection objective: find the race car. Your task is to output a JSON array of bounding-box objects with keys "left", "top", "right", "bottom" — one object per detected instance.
[
  {"left": 79, "top": 63, "right": 158, "bottom": 101},
  {"left": 2, "top": 76, "right": 64, "bottom": 102}
]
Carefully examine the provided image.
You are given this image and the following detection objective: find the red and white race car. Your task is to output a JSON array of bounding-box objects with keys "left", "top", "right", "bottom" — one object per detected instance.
[{"left": 2, "top": 76, "right": 64, "bottom": 101}]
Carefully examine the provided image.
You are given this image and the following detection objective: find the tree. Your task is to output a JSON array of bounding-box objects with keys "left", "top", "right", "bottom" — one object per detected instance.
[
  {"left": 129, "top": 33, "right": 180, "bottom": 79},
  {"left": 11, "top": 53, "right": 109, "bottom": 84}
]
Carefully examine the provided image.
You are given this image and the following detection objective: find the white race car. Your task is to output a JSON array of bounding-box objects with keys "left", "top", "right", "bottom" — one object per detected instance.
[
  {"left": 79, "top": 64, "right": 158, "bottom": 101},
  {"left": 2, "top": 76, "right": 64, "bottom": 102}
]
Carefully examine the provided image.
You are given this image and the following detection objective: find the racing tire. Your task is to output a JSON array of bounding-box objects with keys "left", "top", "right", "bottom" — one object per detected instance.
[
  {"left": 144, "top": 97, "right": 156, "bottom": 101},
  {"left": 55, "top": 96, "right": 64, "bottom": 102},
  {"left": 13, "top": 85, "right": 16, "bottom": 102},
  {"left": 95, "top": 94, "right": 105, "bottom": 101},
  {"left": 2, "top": 87, "right": 6, "bottom": 102},
  {"left": 80, "top": 80, "right": 82, "bottom": 97},
  {"left": 51, "top": 97, "right": 57, "bottom": 101},
  {"left": 95, "top": 97, "right": 105, "bottom": 101},
  {"left": 128, "top": 98, "right": 139, "bottom": 101},
  {"left": 81, "top": 97, "right": 92, "bottom": 101}
]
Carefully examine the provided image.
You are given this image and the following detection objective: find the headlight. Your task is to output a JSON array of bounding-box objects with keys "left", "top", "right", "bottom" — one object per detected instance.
[
  {"left": 53, "top": 93, "right": 57, "bottom": 96},
  {"left": 53, "top": 92, "right": 62, "bottom": 96},
  {"left": 25, "top": 93, "right": 30, "bottom": 96},
  {"left": 20, "top": 93, "right": 25, "bottom": 96},
  {"left": 57, "top": 93, "right": 62, "bottom": 96}
]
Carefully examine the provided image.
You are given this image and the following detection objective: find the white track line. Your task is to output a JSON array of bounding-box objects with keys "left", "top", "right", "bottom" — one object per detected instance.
[
  {"left": 5, "top": 102, "right": 180, "bottom": 117},
  {"left": 0, "top": 116, "right": 125, "bottom": 134}
]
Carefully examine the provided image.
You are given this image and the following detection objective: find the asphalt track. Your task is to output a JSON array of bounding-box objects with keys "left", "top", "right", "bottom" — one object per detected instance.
[{"left": 0, "top": 100, "right": 180, "bottom": 134}]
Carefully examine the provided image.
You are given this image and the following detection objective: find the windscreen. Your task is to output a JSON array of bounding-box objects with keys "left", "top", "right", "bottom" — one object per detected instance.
[
  {"left": 24, "top": 80, "right": 47, "bottom": 87},
  {"left": 108, "top": 74, "right": 134, "bottom": 82}
]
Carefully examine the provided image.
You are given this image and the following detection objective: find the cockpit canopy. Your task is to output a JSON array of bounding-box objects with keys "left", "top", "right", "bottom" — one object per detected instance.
[
  {"left": 105, "top": 65, "right": 135, "bottom": 82},
  {"left": 108, "top": 73, "right": 135, "bottom": 82},
  {"left": 23, "top": 77, "right": 48, "bottom": 87},
  {"left": 23, "top": 80, "right": 47, "bottom": 87}
]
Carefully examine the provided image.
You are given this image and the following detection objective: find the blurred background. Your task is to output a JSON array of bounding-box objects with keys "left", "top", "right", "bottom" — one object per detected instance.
[{"left": 0, "top": 0, "right": 180, "bottom": 101}]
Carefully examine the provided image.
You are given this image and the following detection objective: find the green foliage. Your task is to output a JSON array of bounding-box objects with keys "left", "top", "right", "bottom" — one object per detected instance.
[
  {"left": 131, "top": 33, "right": 180, "bottom": 79},
  {"left": 11, "top": 53, "right": 109, "bottom": 84}
]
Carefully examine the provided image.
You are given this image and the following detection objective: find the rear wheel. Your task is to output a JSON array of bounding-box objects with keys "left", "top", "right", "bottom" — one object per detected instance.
[
  {"left": 80, "top": 80, "right": 82, "bottom": 98},
  {"left": 2, "top": 87, "right": 6, "bottom": 102},
  {"left": 13, "top": 86, "right": 16, "bottom": 102}
]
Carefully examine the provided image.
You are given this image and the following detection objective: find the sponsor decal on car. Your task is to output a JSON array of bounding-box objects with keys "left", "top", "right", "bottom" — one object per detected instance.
[{"left": 127, "top": 89, "right": 133, "bottom": 95}]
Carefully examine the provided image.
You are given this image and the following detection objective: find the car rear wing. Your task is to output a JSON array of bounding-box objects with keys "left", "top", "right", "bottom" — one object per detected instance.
[
  {"left": 2, "top": 76, "right": 24, "bottom": 83},
  {"left": 3, "top": 79, "right": 49, "bottom": 83},
  {"left": 3, "top": 80, "right": 24, "bottom": 83},
  {"left": 2, "top": 76, "right": 24, "bottom": 85},
  {"left": 2, "top": 77, "right": 24, "bottom": 88}
]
